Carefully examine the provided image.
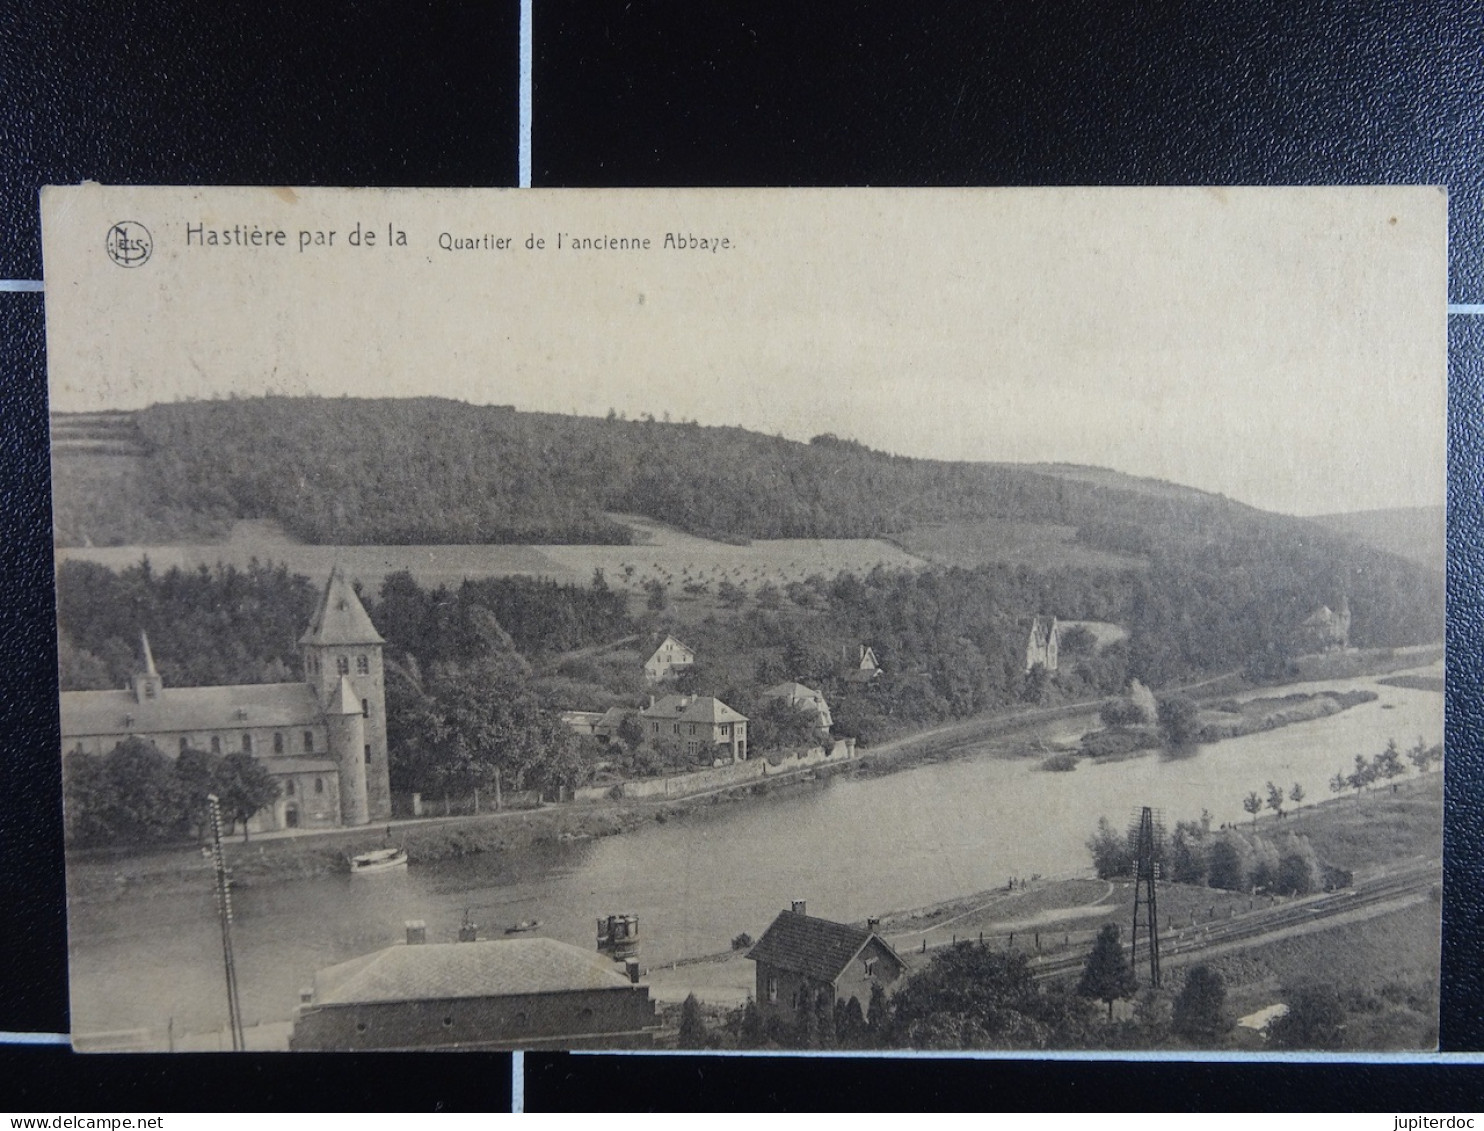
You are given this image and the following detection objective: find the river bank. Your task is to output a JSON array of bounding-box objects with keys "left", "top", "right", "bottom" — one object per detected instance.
[{"left": 65, "top": 649, "right": 1442, "bottom": 902}]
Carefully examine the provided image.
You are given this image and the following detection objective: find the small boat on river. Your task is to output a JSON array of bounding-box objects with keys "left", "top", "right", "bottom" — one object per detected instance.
[
  {"left": 350, "top": 847, "right": 408, "bottom": 876},
  {"left": 504, "top": 919, "right": 541, "bottom": 934}
]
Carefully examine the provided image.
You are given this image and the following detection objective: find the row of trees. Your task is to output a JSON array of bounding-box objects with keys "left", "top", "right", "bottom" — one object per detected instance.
[
  {"left": 63, "top": 737, "right": 279, "bottom": 846},
  {"left": 1088, "top": 813, "right": 1326, "bottom": 896},
  {"left": 1328, "top": 738, "right": 1442, "bottom": 800}
]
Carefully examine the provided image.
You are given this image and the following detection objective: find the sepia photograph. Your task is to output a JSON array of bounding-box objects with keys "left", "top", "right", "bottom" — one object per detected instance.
[{"left": 41, "top": 184, "right": 1445, "bottom": 1055}]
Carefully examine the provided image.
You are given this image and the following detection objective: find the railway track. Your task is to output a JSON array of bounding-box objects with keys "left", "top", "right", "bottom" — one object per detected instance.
[{"left": 1029, "top": 858, "right": 1439, "bottom": 982}]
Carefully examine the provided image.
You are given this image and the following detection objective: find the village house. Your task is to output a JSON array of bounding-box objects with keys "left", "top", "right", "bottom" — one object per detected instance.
[
  {"left": 843, "top": 644, "right": 882, "bottom": 684},
  {"left": 1300, "top": 597, "right": 1351, "bottom": 652},
  {"left": 758, "top": 681, "right": 833, "bottom": 733},
  {"left": 639, "top": 693, "right": 748, "bottom": 762},
  {"left": 1025, "top": 616, "right": 1061, "bottom": 673},
  {"left": 747, "top": 902, "right": 906, "bottom": 1025},
  {"left": 290, "top": 921, "right": 658, "bottom": 1051},
  {"left": 558, "top": 706, "right": 629, "bottom": 744},
  {"left": 58, "top": 567, "right": 391, "bottom": 831},
  {"left": 643, "top": 634, "right": 695, "bottom": 683}
]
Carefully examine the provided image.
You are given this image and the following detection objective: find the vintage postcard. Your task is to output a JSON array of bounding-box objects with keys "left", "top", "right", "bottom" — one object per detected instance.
[{"left": 42, "top": 185, "right": 1445, "bottom": 1053}]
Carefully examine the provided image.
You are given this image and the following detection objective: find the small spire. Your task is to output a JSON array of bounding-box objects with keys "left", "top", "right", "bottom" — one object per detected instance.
[{"left": 140, "top": 631, "right": 159, "bottom": 676}]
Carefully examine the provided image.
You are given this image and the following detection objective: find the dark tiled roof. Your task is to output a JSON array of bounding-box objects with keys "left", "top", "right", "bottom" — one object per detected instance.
[{"left": 747, "top": 911, "right": 877, "bottom": 983}]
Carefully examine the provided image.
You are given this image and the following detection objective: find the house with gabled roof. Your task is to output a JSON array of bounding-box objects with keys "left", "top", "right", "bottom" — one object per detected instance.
[
  {"left": 643, "top": 634, "right": 695, "bottom": 683},
  {"left": 843, "top": 644, "right": 882, "bottom": 684},
  {"left": 747, "top": 902, "right": 906, "bottom": 1024},
  {"left": 759, "top": 681, "right": 833, "bottom": 732},
  {"left": 640, "top": 693, "right": 748, "bottom": 762}
]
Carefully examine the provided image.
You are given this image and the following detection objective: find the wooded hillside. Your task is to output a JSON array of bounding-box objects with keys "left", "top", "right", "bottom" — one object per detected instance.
[{"left": 54, "top": 396, "right": 1301, "bottom": 551}]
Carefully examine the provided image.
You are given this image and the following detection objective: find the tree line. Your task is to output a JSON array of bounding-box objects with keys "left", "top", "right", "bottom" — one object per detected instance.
[{"left": 64, "top": 737, "right": 279, "bottom": 846}]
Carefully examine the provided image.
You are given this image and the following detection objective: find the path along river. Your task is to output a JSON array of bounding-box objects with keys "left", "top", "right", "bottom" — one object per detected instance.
[{"left": 66, "top": 665, "right": 1443, "bottom": 1038}]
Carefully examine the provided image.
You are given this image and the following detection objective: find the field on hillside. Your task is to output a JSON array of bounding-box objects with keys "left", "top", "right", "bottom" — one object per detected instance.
[
  {"left": 891, "top": 520, "right": 1145, "bottom": 571},
  {"left": 55, "top": 514, "right": 929, "bottom": 597}
]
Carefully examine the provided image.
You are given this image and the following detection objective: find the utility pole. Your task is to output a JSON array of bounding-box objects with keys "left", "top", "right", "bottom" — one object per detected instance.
[
  {"left": 1129, "top": 806, "right": 1162, "bottom": 988},
  {"left": 207, "top": 794, "right": 245, "bottom": 1051}
]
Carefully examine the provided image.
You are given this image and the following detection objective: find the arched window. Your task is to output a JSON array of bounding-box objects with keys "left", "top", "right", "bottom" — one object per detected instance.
[
  {"left": 303, "top": 731, "right": 314, "bottom": 752},
  {"left": 242, "top": 733, "right": 253, "bottom": 753},
  {"left": 273, "top": 732, "right": 284, "bottom": 754},
  {"left": 314, "top": 777, "right": 324, "bottom": 794},
  {"left": 210, "top": 736, "right": 221, "bottom": 754},
  {"left": 362, "top": 699, "right": 369, "bottom": 718},
  {"left": 364, "top": 745, "right": 371, "bottom": 763},
  {"left": 286, "top": 780, "right": 296, "bottom": 797},
  {"left": 179, "top": 736, "right": 189, "bottom": 753}
]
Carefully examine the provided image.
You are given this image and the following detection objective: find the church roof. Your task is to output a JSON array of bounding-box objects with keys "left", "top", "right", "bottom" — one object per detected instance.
[
  {"left": 300, "top": 566, "right": 384, "bottom": 647},
  {"left": 60, "top": 683, "right": 323, "bottom": 738},
  {"left": 310, "top": 937, "right": 637, "bottom": 1005}
]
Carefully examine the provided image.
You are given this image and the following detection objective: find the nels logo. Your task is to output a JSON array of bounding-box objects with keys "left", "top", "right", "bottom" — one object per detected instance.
[{"left": 105, "top": 221, "right": 152, "bottom": 268}]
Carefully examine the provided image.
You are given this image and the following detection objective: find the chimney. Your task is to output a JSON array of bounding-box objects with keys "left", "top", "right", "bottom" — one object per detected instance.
[
  {"left": 299, "top": 987, "right": 314, "bottom": 1005},
  {"left": 791, "top": 899, "right": 807, "bottom": 916},
  {"left": 405, "top": 919, "right": 426, "bottom": 945},
  {"left": 625, "top": 959, "right": 640, "bottom": 985},
  {"left": 867, "top": 917, "right": 881, "bottom": 934}
]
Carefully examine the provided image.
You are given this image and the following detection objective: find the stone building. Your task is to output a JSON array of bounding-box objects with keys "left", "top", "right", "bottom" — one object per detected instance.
[
  {"left": 290, "top": 924, "right": 658, "bottom": 1050},
  {"left": 58, "top": 567, "right": 391, "bottom": 831},
  {"left": 1025, "top": 616, "right": 1061, "bottom": 673}
]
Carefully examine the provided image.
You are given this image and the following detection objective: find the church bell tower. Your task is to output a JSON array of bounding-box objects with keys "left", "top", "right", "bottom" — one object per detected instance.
[{"left": 300, "top": 567, "right": 389, "bottom": 821}]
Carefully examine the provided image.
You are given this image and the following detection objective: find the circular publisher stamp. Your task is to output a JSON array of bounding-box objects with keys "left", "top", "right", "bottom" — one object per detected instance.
[{"left": 105, "top": 221, "right": 152, "bottom": 268}]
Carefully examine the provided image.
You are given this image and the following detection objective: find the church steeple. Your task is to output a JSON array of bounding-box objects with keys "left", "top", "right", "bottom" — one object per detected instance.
[
  {"left": 131, "top": 631, "right": 163, "bottom": 702},
  {"left": 300, "top": 567, "right": 390, "bottom": 822}
]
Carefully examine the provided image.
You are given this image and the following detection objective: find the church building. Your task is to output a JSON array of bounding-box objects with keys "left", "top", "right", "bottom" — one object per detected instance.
[{"left": 59, "top": 567, "right": 391, "bottom": 833}]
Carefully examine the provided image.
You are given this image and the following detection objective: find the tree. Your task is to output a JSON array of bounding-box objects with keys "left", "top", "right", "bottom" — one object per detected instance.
[
  {"left": 890, "top": 942, "right": 1091, "bottom": 1049},
  {"left": 215, "top": 751, "right": 280, "bottom": 841},
  {"left": 1265, "top": 781, "right": 1285, "bottom": 819},
  {"left": 1289, "top": 782, "right": 1305, "bottom": 808},
  {"left": 738, "top": 996, "right": 763, "bottom": 1048},
  {"left": 1267, "top": 984, "right": 1345, "bottom": 1050},
  {"left": 1156, "top": 695, "right": 1201, "bottom": 750},
  {"left": 1207, "top": 834, "right": 1251, "bottom": 892},
  {"left": 1059, "top": 625, "right": 1097, "bottom": 658},
  {"left": 1087, "top": 816, "right": 1134, "bottom": 879},
  {"left": 103, "top": 737, "right": 190, "bottom": 845},
  {"left": 1242, "top": 791, "right": 1263, "bottom": 828},
  {"left": 1374, "top": 739, "right": 1406, "bottom": 789},
  {"left": 1169, "top": 820, "right": 1208, "bottom": 885},
  {"left": 836, "top": 996, "right": 867, "bottom": 1049},
  {"left": 644, "top": 579, "right": 668, "bottom": 611},
  {"left": 1347, "top": 752, "right": 1375, "bottom": 799},
  {"left": 1172, "top": 965, "right": 1230, "bottom": 1044},
  {"left": 1407, "top": 737, "right": 1433, "bottom": 774},
  {"left": 1077, "top": 924, "right": 1138, "bottom": 1021},
  {"left": 1329, "top": 771, "right": 1348, "bottom": 799},
  {"left": 678, "top": 993, "right": 706, "bottom": 1049},
  {"left": 174, "top": 746, "right": 223, "bottom": 840}
]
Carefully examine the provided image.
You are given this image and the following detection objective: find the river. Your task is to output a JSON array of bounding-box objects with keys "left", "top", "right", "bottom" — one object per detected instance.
[{"left": 65, "top": 665, "right": 1443, "bottom": 1039}]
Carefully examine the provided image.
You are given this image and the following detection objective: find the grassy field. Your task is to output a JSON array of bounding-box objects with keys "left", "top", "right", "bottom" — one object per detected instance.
[
  {"left": 893, "top": 520, "right": 1145, "bottom": 572},
  {"left": 56, "top": 513, "right": 929, "bottom": 599}
]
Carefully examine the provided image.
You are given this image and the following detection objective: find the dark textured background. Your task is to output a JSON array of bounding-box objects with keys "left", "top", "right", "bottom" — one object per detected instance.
[{"left": 2, "top": 0, "right": 1481, "bottom": 1111}]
